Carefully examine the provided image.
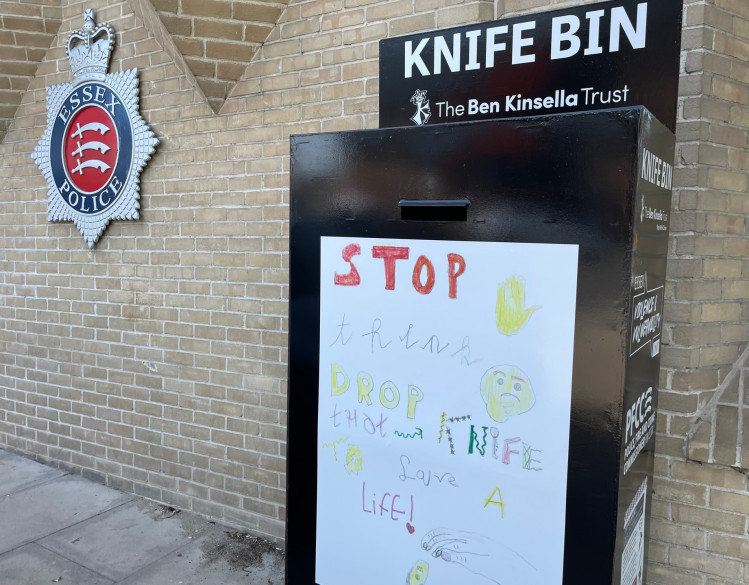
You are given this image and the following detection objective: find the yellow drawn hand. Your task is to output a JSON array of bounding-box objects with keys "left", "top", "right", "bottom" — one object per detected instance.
[{"left": 495, "top": 276, "right": 539, "bottom": 335}]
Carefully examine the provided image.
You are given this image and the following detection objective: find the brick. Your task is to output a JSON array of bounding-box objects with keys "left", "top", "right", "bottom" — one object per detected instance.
[
  {"left": 649, "top": 519, "right": 705, "bottom": 549},
  {"left": 234, "top": 3, "right": 284, "bottom": 22},
  {"left": 3, "top": 15, "right": 46, "bottom": 32},
  {"left": 707, "top": 533, "right": 749, "bottom": 559},
  {"left": 321, "top": 46, "right": 364, "bottom": 66},
  {"left": 281, "top": 53, "right": 321, "bottom": 72},
  {"left": 671, "top": 369, "right": 720, "bottom": 391},
  {"left": 244, "top": 23, "right": 274, "bottom": 43},
  {"left": 669, "top": 547, "right": 743, "bottom": 580},
  {"left": 437, "top": 3, "right": 494, "bottom": 27},
  {"left": 708, "top": 168, "right": 748, "bottom": 192},
  {"left": 321, "top": 9, "right": 364, "bottom": 31},
  {"left": 701, "top": 302, "right": 741, "bottom": 322},
  {"left": 193, "top": 19, "right": 243, "bottom": 41},
  {"left": 673, "top": 503, "right": 746, "bottom": 533},
  {"left": 698, "top": 344, "right": 740, "bottom": 367},
  {"left": 280, "top": 17, "right": 320, "bottom": 38},
  {"left": 342, "top": 22, "right": 387, "bottom": 44},
  {"left": 301, "top": 31, "right": 342, "bottom": 52},
  {"left": 709, "top": 488, "right": 749, "bottom": 514}
]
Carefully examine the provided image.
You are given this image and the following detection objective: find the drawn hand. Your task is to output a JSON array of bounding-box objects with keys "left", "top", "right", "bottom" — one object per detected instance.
[
  {"left": 495, "top": 276, "right": 539, "bottom": 335},
  {"left": 421, "top": 528, "right": 535, "bottom": 585}
]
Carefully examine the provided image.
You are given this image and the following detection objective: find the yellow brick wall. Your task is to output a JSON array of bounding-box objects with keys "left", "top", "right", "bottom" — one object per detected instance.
[
  {"left": 0, "top": 0, "right": 60, "bottom": 142},
  {"left": 0, "top": 0, "right": 747, "bottom": 578}
]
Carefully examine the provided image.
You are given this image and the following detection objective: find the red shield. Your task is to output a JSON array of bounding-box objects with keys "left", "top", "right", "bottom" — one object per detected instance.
[{"left": 63, "top": 105, "right": 118, "bottom": 193}]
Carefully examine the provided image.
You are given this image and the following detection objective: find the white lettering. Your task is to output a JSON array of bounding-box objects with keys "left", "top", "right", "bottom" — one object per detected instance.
[
  {"left": 399, "top": 3, "right": 650, "bottom": 77},
  {"left": 106, "top": 95, "right": 120, "bottom": 115},
  {"left": 641, "top": 149, "right": 673, "bottom": 190},
  {"left": 512, "top": 21, "right": 536, "bottom": 64},
  {"left": 58, "top": 105, "right": 70, "bottom": 124},
  {"left": 610, "top": 3, "right": 647, "bottom": 52},
  {"left": 109, "top": 175, "right": 122, "bottom": 195},
  {"left": 485, "top": 25, "right": 508, "bottom": 68},
  {"left": 584, "top": 9, "right": 605, "bottom": 55},
  {"left": 551, "top": 15, "right": 580, "bottom": 60},
  {"left": 405, "top": 39, "right": 430, "bottom": 78},
  {"left": 433, "top": 33, "right": 461, "bottom": 75},
  {"left": 465, "top": 30, "right": 481, "bottom": 71}
]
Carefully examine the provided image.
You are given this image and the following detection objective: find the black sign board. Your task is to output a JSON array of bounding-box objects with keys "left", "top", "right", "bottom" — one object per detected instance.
[
  {"left": 287, "top": 108, "right": 674, "bottom": 585},
  {"left": 379, "top": 0, "right": 682, "bottom": 131}
]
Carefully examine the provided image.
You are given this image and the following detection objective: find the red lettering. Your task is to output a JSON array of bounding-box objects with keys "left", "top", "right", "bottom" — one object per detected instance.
[
  {"left": 503, "top": 437, "right": 521, "bottom": 465},
  {"left": 372, "top": 246, "right": 409, "bottom": 290},
  {"left": 334, "top": 243, "right": 361, "bottom": 286},
  {"left": 447, "top": 253, "right": 466, "bottom": 299},
  {"left": 362, "top": 481, "right": 373, "bottom": 514},
  {"left": 379, "top": 492, "right": 391, "bottom": 515},
  {"left": 391, "top": 494, "right": 406, "bottom": 520},
  {"left": 361, "top": 482, "right": 415, "bottom": 521},
  {"left": 412, "top": 255, "right": 435, "bottom": 295}
]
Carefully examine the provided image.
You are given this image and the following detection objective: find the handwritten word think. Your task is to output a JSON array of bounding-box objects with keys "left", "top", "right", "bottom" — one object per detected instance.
[
  {"left": 330, "top": 315, "right": 482, "bottom": 367},
  {"left": 331, "top": 363, "right": 424, "bottom": 419}
]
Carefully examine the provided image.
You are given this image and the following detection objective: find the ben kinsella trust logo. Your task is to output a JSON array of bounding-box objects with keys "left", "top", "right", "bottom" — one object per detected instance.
[
  {"left": 32, "top": 9, "right": 158, "bottom": 248},
  {"left": 410, "top": 89, "right": 431, "bottom": 125}
]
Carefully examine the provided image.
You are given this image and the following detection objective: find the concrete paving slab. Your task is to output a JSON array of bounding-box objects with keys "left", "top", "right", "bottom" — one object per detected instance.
[
  {"left": 0, "top": 543, "right": 114, "bottom": 585},
  {"left": 39, "top": 500, "right": 216, "bottom": 582},
  {"left": 0, "top": 450, "right": 66, "bottom": 495},
  {"left": 0, "top": 475, "right": 132, "bottom": 555},
  {"left": 119, "top": 528, "right": 285, "bottom": 585},
  {"left": 0, "top": 451, "right": 286, "bottom": 584}
]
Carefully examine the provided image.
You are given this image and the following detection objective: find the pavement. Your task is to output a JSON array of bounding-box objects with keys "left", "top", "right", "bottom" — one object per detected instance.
[{"left": 0, "top": 449, "right": 285, "bottom": 585}]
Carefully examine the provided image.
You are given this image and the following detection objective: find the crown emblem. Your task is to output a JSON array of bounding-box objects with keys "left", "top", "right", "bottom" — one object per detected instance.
[{"left": 66, "top": 9, "right": 114, "bottom": 83}]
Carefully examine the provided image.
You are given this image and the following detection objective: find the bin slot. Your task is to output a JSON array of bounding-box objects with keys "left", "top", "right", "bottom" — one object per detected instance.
[{"left": 399, "top": 199, "right": 469, "bottom": 222}]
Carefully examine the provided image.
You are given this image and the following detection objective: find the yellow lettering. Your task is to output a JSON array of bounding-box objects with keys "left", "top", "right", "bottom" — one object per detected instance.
[
  {"left": 406, "top": 385, "right": 423, "bottom": 419},
  {"left": 380, "top": 381, "right": 400, "bottom": 409},
  {"left": 357, "top": 372, "right": 373, "bottom": 405},
  {"left": 484, "top": 486, "right": 505, "bottom": 516},
  {"left": 331, "top": 363, "right": 349, "bottom": 396}
]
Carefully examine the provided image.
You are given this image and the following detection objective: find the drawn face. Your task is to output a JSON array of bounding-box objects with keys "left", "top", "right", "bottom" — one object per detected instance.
[
  {"left": 407, "top": 561, "right": 429, "bottom": 585},
  {"left": 480, "top": 365, "right": 535, "bottom": 423}
]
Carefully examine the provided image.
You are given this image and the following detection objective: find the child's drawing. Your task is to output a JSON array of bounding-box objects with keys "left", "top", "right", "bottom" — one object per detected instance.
[
  {"left": 495, "top": 276, "right": 539, "bottom": 335},
  {"left": 420, "top": 527, "right": 535, "bottom": 584},
  {"left": 405, "top": 560, "right": 429, "bottom": 585},
  {"left": 480, "top": 365, "right": 535, "bottom": 423},
  {"left": 345, "top": 445, "right": 363, "bottom": 473}
]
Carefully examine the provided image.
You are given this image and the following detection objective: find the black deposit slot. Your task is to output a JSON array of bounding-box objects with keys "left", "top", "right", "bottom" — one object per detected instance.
[{"left": 399, "top": 199, "right": 470, "bottom": 221}]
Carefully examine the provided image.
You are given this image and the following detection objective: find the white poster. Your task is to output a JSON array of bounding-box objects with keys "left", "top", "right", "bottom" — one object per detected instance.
[
  {"left": 316, "top": 237, "right": 579, "bottom": 585},
  {"left": 621, "top": 478, "right": 648, "bottom": 585}
]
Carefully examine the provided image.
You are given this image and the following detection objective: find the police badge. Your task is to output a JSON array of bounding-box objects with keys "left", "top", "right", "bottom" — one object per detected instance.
[{"left": 32, "top": 9, "right": 158, "bottom": 248}]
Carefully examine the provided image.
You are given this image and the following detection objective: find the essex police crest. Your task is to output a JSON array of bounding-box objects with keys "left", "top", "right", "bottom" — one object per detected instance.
[{"left": 32, "top": 9, "right": 158, "bottom": 248}]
